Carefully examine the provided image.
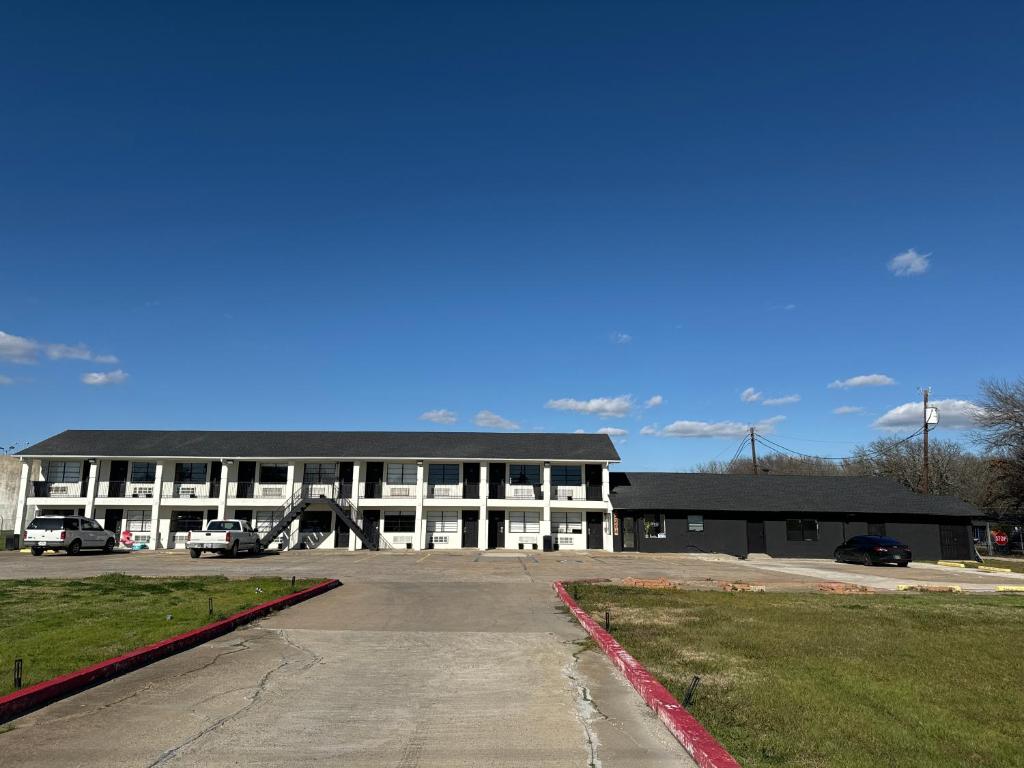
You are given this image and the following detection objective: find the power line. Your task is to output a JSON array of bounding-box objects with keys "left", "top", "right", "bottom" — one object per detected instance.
[
  {"left": 753, "top": 428, "right": 925, "bottom": 463},
  {"left": 728, "top": 434, "right": 750, "bottom": 464}
]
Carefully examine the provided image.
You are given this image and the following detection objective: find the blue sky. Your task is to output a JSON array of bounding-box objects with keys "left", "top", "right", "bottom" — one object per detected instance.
[{"left": 1, "top": 1, "right": 1022, "bottom": 469}]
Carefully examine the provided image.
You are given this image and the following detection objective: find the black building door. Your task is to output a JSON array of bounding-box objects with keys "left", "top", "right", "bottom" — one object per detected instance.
[
  {"left": 462, "top": 511, "right": 478, "bottom": 548},
  {"left": 747, "top": 520, "right": 767, "bottom": 554},
  {"left": 103, "top": 509, "right": 123, "bottom": 534},
  {"left": 586, "top": 512, "right": 604, "bottom": 549},
  {"left": 109, "top": 461, "right": 128, "bottom": 497},
  {"left": 237, "top": 462, "right": 256, "bottom": 498},
  {"left": 940, "top": 524, "right": 968, "bottom": 559},
  {"left": 365, "top": 463, "right": 384, "bottom": 498},
  {"left": 339, "top": 461, "right": 354, "bottom": 498},
  {"left": 487, "top": 510, "right": 505, "bottom": 549},
  {"left": 621, "top": 515, "right": 637, "bottom": 551},
  {"left": 585, "top": 464, "right": 602, "bottom": 500},
  {"left": 362, "top": 511, "right": 380, "bottom": 549},
  {"left": 488, "top": 463, "right": 506, "bottom": 499},
  {"left": 463, "top": 463, "right": 480, "bottom": 499}
]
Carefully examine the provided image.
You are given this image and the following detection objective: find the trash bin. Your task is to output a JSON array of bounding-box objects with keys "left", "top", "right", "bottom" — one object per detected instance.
[
  {"left": 542, "top": 534, "right": 553, "bottom": 552},
  {"left": 4, "top": 534, "right": 19, "bottom": 551}
]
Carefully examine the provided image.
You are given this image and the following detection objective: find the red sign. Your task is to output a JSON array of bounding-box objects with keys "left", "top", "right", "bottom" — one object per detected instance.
[{"left": 994, "top": 531, "right": 1009, "bottom": 546}]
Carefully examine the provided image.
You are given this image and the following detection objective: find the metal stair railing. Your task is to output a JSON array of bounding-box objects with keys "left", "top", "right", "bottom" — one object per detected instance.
[
  {"left": 258, "top": 487, "right": 309, "bottom": 548},
  {"left": 321, "top": 495, "right": 392, "bottom": 550}
]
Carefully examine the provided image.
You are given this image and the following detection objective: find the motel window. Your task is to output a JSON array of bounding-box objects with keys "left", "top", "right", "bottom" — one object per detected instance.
[
  {"left": 259, "top": 464, "right": 288, "bottom": 484},
  {"left": 868, "top": 522, "right": 886, "bottom": 537},
  {"left": 386, "top": 463, "right": 418, "bottom": 485},
  {"left": 46, "top": 461, "right": 82, "bottom": 483},
  {"left": 508, "top": 511, "right": 541, "bottom": 534},
  {"left": 508, "top": 464, "right": 541, "bottom": 486},
  {"left": 550, "top": 466, "right": 582, "bottom": 486},
  {"left": 551, "top": 511, "right": 583, "bottom": 535},
  {"left": 124, "top": 510, "right": 151, "bottom": 533},
  {"left": 428, "top": 464, "right": 460, "bottom": 485},
  {"left": 131, "top": 462, "right": 157, "bottom": 483},
  {"left": 687, "top": 515, "right": 705, "bottom": 533},
  {"left": 426, "top": 510, "right": 459, "bottom": 533},
  {"left": 174, "top": 463, "right": 208, "bottom": 483},
  {"left": 254, "top": 510, "right": 281, "bottom": 535},
  {"left": 643, "top": 513, "right": 666, "bottom": 538},
  {"left": 303, "top": 463, "right": 337, "bottom": 484},
  {"left": 786, "top": 519, "right": 819, "bottom": 542},
  {"left": 383, "top": 510, "right": 416, "bottom": 533}
]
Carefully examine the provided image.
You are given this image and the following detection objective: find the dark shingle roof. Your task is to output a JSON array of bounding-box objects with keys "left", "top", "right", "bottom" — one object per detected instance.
[
  {"left": 18, "top": 430, "right": 620, "bottom": 462},
  {"left": 610, "top": 471, "right": 977, "bottom": 518}
]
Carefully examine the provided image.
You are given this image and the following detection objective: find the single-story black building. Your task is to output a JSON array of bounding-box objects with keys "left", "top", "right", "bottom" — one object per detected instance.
[{"left": 609, "top": 472, "right": 977, "bottom": 560}]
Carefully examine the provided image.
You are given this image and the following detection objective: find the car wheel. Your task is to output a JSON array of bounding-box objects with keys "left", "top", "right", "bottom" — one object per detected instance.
[
  {"left": 189, "top": 548, "right": 201, "bottom": 559},
  {"left": 67, "top": 539, "right": 82, "bottom": 555},
  {"left": 103, "top": 537, "right": 115, "bottom": 553},
  {"left": 226, "top": 541, "right": 238, "bottom": 559},
  {"left": 31, "top": 547, "right": 44, "bottom": 557},
  {"left": 898, "top": 562, "right": 909, "bottom": 567}
]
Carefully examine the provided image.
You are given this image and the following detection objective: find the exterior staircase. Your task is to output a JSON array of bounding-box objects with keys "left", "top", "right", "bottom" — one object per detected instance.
[{"left": 258, "top": 487, "right": 386, "bottom": 550}]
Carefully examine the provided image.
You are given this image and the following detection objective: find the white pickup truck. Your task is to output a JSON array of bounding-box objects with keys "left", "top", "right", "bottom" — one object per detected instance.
[{"left": 186, "top": 519, "right": 263, "bottom": 558}]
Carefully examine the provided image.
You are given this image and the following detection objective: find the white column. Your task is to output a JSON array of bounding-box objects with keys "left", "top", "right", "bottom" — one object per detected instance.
[
  {"left": 478, "top": 463, "right": 488, "bottom": 551},
  {"left": 286, "top": 462, "right": 298, "bottom": 549},
  {"left": 217, "top": 461, "right": 229, "bottom": 519},
  {"left": 603, "top": 465, "right": 614, "bottom": 552},
  {"left": 84, "top": 460, "right": 98, "bottom": 519},
  {"left": 150, "top": 462, "right": 165, "bottom": 549},
  {"left": 349, "top": 462, "right": 360, "bottom": 551},
  {"left": 413, "top": 461, "right": 425, "bottom": 551},
  {"left": 541, "top": 463, "right": 552, "bottom": 541},
  {"left": 14, "top": 459, "right": 31, "bottom": 542}
]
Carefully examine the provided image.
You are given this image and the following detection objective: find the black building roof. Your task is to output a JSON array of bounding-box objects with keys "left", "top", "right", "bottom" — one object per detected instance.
[
  {"left": 610, "top": 471, "right": 977, "bottom": 518},
  {"left": 18, "top": 430, "right": 620, "bottom": 462}
]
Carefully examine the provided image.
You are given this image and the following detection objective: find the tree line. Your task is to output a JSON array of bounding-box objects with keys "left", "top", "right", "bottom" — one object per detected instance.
[{"left": 694, "top": 378, "right": 1024, "bottom": 518}]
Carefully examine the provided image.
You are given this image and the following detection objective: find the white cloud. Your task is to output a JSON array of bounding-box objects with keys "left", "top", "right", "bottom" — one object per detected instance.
[
  {"left": 762, "top": 394, "right": 801, "bottom": 406},
  {"left": 0, "top": 374, "right": 12, "bottom": 385},
  {"left": 45, "top": 343, "right": 93, "bottom": 360},
  {"left": 873, "top": 399, "right": 978, "bottom": 431},
  {"left": 651, "top": 415, "right": 784, "bottom": 438},
  {"left": 597, "top": 427, "right": 628, "bottom": 436},
  {"left": 740, "top": 387, "right": 762, "bottom": 403},
  {"left": 645, "top": 394, "right": 663, "bottom": 408},
  {"left": 888, "top": 248, "right": 930, "bottom": 277},
  {"left": 610, "top": 332, "right": 632, "bottom": 344},
  {"left": 82, "top": 369, "right": 128, "bottom": 386},
  {"left": 545, "top": 395, "right": 634, "bottom": 418},
  {"left": 0, "top": 331, "right": 39, "bottom": 364},
  {"left": 828, "top": 374, "right": 895, "bottom": 389},
  {"left": 474, "top": 410, "right": 519, "bottom": 430},
  {"left": 93, "top": 354, "right": 120, "bottom": 364},
  {"left": 573, "top": 429, "right": 586, "bottom": 434},
  {"left": 419, "top": 409, "right": 458, "bottom": 424},
  {"left": 640, "top": 425, "right": 658, "bottom": 435},
  {"left": 833, "top": 405, "right": 865, "bottom": 415}
]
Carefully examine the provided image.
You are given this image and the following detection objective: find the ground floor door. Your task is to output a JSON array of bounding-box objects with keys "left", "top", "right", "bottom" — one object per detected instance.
[
  {"left": 747, "top": 520, "right": 766, "bottom": 554},
  {"left": 462, "top": 511, "right": 478, "bottom": 548},
  {"left": 487, "top": 510, "right": 505, "bottom": 549},
  {"left": 940, "top": 524, "right": 970, "bottom": 560},
  {"left": 335, "top": 514, "right": 350, "bottom": 548},
  {"left": 103, "top": 509, "right": 123, "bottom": 535},
  {"left": 586, "top": 512, "right": 604, "bottom": 549},
  {"left": 621, "top": 514, "right": 637, "bottom": 551},
  {"left": 362, "top": 511, "right": 380, "bottom": 549}
]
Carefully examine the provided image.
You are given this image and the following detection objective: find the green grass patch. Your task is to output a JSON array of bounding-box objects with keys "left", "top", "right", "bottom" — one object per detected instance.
[
  {"left": 0, "top": 574, "right": 319, "bottom": 696},
  {"left": 571, "top": 583, "right": 1024, "bottom": 768}
]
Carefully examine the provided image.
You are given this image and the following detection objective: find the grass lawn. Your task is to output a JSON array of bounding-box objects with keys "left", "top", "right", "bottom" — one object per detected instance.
[
  {"left": 0, "top": 574, "right": 319, "bottom": 697},
  {"left": 571, "top": 584, "right": 1024, "bottom": 768}
]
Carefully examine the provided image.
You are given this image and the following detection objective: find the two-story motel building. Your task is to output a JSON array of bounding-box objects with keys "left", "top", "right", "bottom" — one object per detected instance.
[{"left": 13, "top": 430, "right": 620, "bottom": 552}]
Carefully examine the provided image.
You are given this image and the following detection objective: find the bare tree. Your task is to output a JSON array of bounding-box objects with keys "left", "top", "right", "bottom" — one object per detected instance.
[{"left": 973, "top": 378, "right": 1024, "bottom": 513}]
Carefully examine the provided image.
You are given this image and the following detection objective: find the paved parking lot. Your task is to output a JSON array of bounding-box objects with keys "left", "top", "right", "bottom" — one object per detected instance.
[{"left": 2, "top": 549, "right": 1019, "bottom": 767}]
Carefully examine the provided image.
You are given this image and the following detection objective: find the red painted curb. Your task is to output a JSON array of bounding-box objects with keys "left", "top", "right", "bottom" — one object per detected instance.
[
  {"left": 0, "top": 578, "right": 340, "bottom": 724},
  {"left": 554, "top": 581, "right": 741, "bottom": 768}
]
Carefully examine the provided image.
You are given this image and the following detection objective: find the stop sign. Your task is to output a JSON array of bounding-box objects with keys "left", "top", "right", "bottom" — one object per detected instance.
[{"left": 994, "top": 531, "right": 1009, "bottom": 546}]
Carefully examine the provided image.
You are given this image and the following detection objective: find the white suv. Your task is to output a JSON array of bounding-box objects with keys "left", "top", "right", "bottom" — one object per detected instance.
[{"left": 24, "top": 516, "right": 118, "bottom": 556}]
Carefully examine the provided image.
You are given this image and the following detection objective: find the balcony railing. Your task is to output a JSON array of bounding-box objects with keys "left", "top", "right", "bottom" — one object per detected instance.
[
  {"left": 505, "top": 484, "right": 544, "bottom": 501},
  {"left": 231, "top": 482, "right": 286, "bottom": 499},
  {"left": 426, "top": 483, "right": 480, "bottom": 499},
  {"left": 31, "top": 481, "right": 83, "bottom": 498},
  {"left": 162, "top": 481, "right": 216, "bottom": 499},
  {"left": 551, "top": 485, "right": 602, "bottom": 502},
  {"left": 360, "top": 482, "right": 418, "bottom": 499},
  {"left": 299, "top": 481, "right": 352, "bottom": 499}
]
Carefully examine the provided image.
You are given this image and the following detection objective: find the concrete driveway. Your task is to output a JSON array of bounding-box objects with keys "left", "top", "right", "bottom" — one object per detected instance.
[{"left": 1, "top": 551, "right": 695, "bottom": 767}]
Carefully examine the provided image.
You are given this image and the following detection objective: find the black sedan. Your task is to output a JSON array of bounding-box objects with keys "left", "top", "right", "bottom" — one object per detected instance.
[{"left": 834, "top": 535, "right": 912, "bottom": 566}]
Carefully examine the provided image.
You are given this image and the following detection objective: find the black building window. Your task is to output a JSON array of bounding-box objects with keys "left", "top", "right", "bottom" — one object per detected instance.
[
  {"left": 508, "top": 464, "right": 541, "bottom": 485},
  {"left": 687, "top": 514, "right": 705, "bottom": 532},
  {"left": 175, "top": 463, "right": 207, "bottom": 483},
  {"left": 131, "top": 462, "right": 157, "bottom": 483},
  {"left": 551, "top": 511, "right": 583, "bottom": 534},
  {"left": 259, "top": 464, "right": 288, "bottom": 484},
  {"left": 387, "top": 463, "right": 417, "bottom": 485},
  {"left": 643, "top": 513, "right": 666, "bottom": 538},
  {"left": 551, "top": 466, "right": 582, "bottom": 486},
  {"left": 46, "top": 461, "right": 82, "bottom": 483},
  {"left": 303, "top": 463, "right": 337, "bottom": 484},
  {"left": 786, "top": 519, "right": 819, "bottom": 542},
  {"left": 428, "top": 464, "right": 460, "bottom": 485},
  {"left": 383, "top": 510, "right": 416, "bottom": 532}
]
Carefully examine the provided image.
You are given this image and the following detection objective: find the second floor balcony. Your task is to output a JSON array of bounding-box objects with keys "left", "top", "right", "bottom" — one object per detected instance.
[
  {"left": 31, "top": 480, "right": 83, "bottom": 498},
  {"left": 426, "top": 482, "right": 480, "bottom": 500},
  {"left": 360, "top": 482, "right": 419, "bottom": 500},
  {"left": 162, "top": 481, "right": 220, "bottom": 499},
  {"left": 97, "top": 481, "right": 156, "bottom": 499}
]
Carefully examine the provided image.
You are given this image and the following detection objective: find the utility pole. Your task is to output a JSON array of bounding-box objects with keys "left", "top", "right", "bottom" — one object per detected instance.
[
  {"left": 749, "top": 427, "right": 758, "bottom": 475},
  {"left": 921, "top": 387, "right": 930, "bottom": 494}
]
